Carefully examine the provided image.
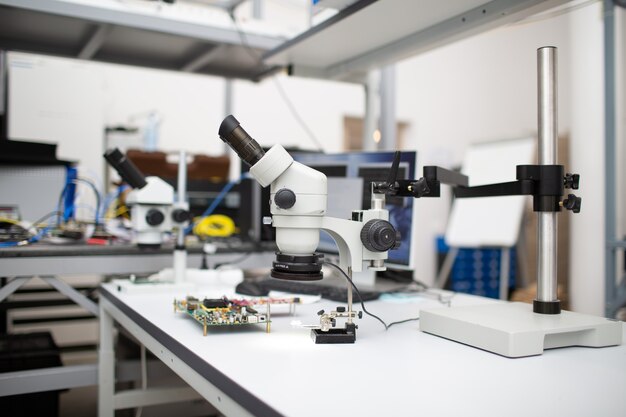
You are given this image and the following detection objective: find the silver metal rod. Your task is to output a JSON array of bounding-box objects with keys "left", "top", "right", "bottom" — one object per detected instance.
[
  {"left": 603, "top": 0, "right": 618, "bottom": 317},
  {"left": 177, "top": 151, "right": 187, "bottom": 205},
  {"left": 347, "top": 267, "right": 353, "bottom": 324},
  {"left": 536, "top": 46, "right": 558, "bottom": 303},
  {"left": 499, "top": 248, "right": 510, "bottom": 300},
  {"left": 176, "top": 150, "right": 187, "bottom": 248}
]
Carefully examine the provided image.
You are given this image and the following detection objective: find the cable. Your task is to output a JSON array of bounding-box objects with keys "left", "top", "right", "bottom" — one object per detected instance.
[
  {"left": 102, "top": 184, "right": 129, "bottom": 220},
  {"left": 0, "top": 211, "right": 61, "bottom": 247},
  {"left": 56, "top": 178, "right": 103, "bottom": 226},
  {"left": 57, "top": 182, "right": 74, "bottom": 226},
  {"left": 29, "top": 211, "right": 62, "bottom": 229},
  {"left": 193, "top": 214, "right": 237, "bottom": 238},
  {"left": 75, "top": 178, "right": 103, "bottom": 226},
  {"left": 215, "top": 251, "right": 252, "bottom": 269},
  {"left": 270, "top": 77, "right": 325, "bottom": 152},
  {"left": 0, "top": 224, "right": 52, "bottom": 248},
  {"left": 185, "top": 173, "right": 249, "bottom": 235},
  {"left": 228, "top": 12, "right": 325, "bottom": 152},
  {"left": 323, "top": 261, "right": 420, "bottom": 330}
]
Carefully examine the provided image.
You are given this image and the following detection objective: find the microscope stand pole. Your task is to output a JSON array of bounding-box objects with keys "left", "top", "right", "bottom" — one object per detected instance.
[{"left": 418, "top": 47, "right": 621, "bottom": 357}]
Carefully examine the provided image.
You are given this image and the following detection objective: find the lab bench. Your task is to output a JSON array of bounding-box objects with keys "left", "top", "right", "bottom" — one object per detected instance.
[{"left": 99, "top": 283, "right": 626, "bottom": 417}]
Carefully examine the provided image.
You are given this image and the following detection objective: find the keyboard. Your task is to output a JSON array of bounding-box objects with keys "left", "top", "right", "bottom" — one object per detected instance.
[{"left": 237, "top": 278, "right": 382, "bottom": 303}]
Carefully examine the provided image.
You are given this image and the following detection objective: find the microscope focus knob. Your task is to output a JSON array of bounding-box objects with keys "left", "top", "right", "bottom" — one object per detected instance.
[
  {"left": 274, "top": 188, "right": 296, "bottom": 209},
  {"left": 145, "top": 209, "right": 165, "bottom": 226},
  {"left": 360, "top": 220, "right": 398, "bottom": 252},
  {"left": 172, "top": 209, "right": 190, "bottom": 223}
]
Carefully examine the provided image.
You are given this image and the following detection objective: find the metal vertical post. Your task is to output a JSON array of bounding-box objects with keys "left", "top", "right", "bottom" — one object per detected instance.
[
  {"left": 362, "top": 71, "right": 379, "bottom": 151},
  {"left": 223, "top": 79, "right": 233, "bottom": 154},
  {"left": 174, "top": 150, "right": 187, "bottom": 284},
  {"left": 535, "top": 47, "right": 560, "bottom": 312},
  {"left": 379, "top": 65, "right": 397, "bottom": 151},
  {"left": 499, "top": 248, "right": 511, "bottom": 300},
  {"left": 252, "top": 0, "right": 263, "bottom": 19},
  {"left": 604, "top": 0, "right": 617, "bottom": 317},
  {"left": 98, "top": 302, "right": 115, "bottom": 417}
]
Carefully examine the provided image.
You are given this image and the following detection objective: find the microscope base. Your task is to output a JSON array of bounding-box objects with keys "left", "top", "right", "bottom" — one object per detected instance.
[
  {"left": 311, "top": 326, "right": 356, "bottom": 344},
  {"left": 420, "top": 302, "right": 622, "bottom": 357}
]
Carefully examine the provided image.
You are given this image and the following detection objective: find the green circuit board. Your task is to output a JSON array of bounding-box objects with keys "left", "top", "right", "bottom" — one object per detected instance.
[{"left": 174, "top": 296, "right": 299, "bottom": 335}]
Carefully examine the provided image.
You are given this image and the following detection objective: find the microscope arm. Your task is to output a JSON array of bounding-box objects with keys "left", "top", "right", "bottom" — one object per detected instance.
[
  {"left": 373, "top": 151, "right": 469, "bottom": 198},
  {"left": 454, "top": 165, "right": 581, "bottom": 213},
  {"left": 376, "top": 151, "right": 581, "bottom": 213}
]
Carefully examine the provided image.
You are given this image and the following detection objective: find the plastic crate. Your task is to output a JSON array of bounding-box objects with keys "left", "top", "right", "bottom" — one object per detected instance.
[
  {"left": 0, "top": 332, "right": 63, "bottom": 417},
  {"left": 437, "top": 236, "right": 516, "bottom": 299}
]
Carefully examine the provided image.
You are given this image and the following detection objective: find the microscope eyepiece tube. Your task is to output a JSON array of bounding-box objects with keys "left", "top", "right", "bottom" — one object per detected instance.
[
  {"left": 104, "top": 148, "right": 148, "bottom": 189},
  {"left": 219, "top": 115, "right": 265, "bottom": 166}
]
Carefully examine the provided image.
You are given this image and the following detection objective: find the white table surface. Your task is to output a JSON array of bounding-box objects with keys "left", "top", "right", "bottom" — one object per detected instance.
[{"left": 100, "top": 283, "right": 626, "bottom": 417}]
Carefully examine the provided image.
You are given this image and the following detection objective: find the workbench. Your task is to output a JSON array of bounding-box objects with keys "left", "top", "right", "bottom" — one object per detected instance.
[
  {"left": 0, "top": 242, "right": 276, "bottom": 403},
  {"left": 0, "top": 241, "right": 276, "bottom": 277},
  {"left": 98, "top": 283, "right": 626, "bottom": 417}
]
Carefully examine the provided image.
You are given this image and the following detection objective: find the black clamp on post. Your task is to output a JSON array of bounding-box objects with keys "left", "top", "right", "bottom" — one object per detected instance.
[
  {"left": 452, "top": 164, "right": 582, "bottom": 215},
  {"left": 516, "top": 165, "right": 565, "bottom": 212},
  {"left": 533, "top": 299, "right": 562, "bottom": 314}
]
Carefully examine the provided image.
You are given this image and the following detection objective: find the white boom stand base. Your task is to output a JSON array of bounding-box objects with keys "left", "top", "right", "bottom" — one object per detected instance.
[{"left": 420, "top": 302, "right": 622, "bottom": 358}]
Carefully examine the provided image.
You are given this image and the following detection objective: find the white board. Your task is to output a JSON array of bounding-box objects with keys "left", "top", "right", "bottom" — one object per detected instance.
[{"left": 445, "top": 137, "right": 535, "bottom": 248}]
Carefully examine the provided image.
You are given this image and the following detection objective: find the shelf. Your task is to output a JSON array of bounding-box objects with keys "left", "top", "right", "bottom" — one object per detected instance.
[
  {"left": 263, "top": 0, "right": 570, "bottom": 82},
  {"left": 0, "top": 0, "right": 287, "bottom": 80}
]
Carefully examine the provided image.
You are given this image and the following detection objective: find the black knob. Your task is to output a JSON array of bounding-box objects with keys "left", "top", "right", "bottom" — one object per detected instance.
[
  {"left": 317, "top": 309, "right": 325, "bottom": 316},
  {"left": 562, "top": 194, "right": 582, "bottom": 213},
  {"left": 172, "top": 209, "right": 190, "bottom": 223},
  {"left": 336, "top": 306, "right": 346, "bottom": 312},
  {"left": 274, "top": 188, "right": 296, "bottom": 209},
  {"left": 145, "top": 209, "right": 165, "bottom": 226},
  {"left": 358, "top": 311, "right": 363, "bottom": 319},
  {"left": 360, "top": 219, "right": 398, "bottom": 252},
  {"left": 393, "top": 230, "right": 402, "bottom": 249},
  {"left": 564, "top": 173, "right": 580, "bottom": 190}
]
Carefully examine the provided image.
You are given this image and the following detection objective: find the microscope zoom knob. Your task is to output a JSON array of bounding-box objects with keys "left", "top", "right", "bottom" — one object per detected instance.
[
  {"left": 274, "top": 188, "right": 296, "bottom": 209},
  {"left": 145, "top": 209, "right": 165, "bottom": 226},
  {"left": 172, "top": 209, "right": 190, "bottom": 223},
  {"left": 360, "top": 219, "right": 398, "bottom": 252}
]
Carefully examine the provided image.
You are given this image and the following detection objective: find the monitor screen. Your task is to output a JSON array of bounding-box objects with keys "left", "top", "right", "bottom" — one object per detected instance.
[{"left": 291, "top": 151, "right": 416, "bottom": 269}]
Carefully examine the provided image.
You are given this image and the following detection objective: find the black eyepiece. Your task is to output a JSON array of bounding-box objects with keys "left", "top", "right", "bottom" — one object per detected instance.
[
  {"left": 104, "top": 148, "right": 147, "bottom": 189},
  {"left": 218, "top": 115, "right": 265, "bottom": 167}
]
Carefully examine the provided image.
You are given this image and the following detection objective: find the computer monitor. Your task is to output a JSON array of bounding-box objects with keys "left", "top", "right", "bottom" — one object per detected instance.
[{"left": 291, "top": 151, "right": 417, "bottom": 271}]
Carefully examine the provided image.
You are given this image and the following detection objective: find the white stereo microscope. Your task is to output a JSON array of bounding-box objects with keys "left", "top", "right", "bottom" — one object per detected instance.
[
  {"left": 219, "top": 116, "right": 401, "bottom": 343},
  {"left": 104, "top": 148, "right": 190, "bottom": 249}
]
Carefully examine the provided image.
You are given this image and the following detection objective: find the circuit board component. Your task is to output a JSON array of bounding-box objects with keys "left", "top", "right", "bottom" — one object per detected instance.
[{"left": 174, "top": 296, "right": 299, "bottom": 335}]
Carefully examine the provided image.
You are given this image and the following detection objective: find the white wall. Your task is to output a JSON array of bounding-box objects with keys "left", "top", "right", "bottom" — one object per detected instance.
[{"left": 568, "top": 2, "right": 605, "bottom": 316}]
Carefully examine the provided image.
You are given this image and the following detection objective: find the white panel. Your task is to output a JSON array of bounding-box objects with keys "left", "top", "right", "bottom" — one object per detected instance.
[
  {"left": 445, "top": 137, "right": 535, "bottom": 248},
  {"left": 7, "top": 52, "right": 105, "bottom": 189}
]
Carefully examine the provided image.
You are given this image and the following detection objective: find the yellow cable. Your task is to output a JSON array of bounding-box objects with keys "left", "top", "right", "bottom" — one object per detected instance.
[
  {"left": 114, "top": 206, "right": 129, "bottom": 217},
  {"left": 0, "top": 218, "right": 21, "bottom": 226},
  {"left": 193, "top": 214, "right": 237, "bottom": 238}
]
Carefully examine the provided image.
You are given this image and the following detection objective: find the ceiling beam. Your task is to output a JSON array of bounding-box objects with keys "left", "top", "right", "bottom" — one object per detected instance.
[
  {"left": 78, "top": 24, "right": 111, "bottom": 59},
  {"left": 181, "top": 44, "right": 225, "bottom": 72}
]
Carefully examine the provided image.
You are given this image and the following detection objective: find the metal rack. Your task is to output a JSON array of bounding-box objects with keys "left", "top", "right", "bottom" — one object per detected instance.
[
  {"left": 263, "top": 0, "right": 571, "bottom": 82},
  {"left": 0, "top": 0, "right": 285, "bottom": 80},
  {"left": 604, "top": 0, "right": 626, "bottom": 318}
]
